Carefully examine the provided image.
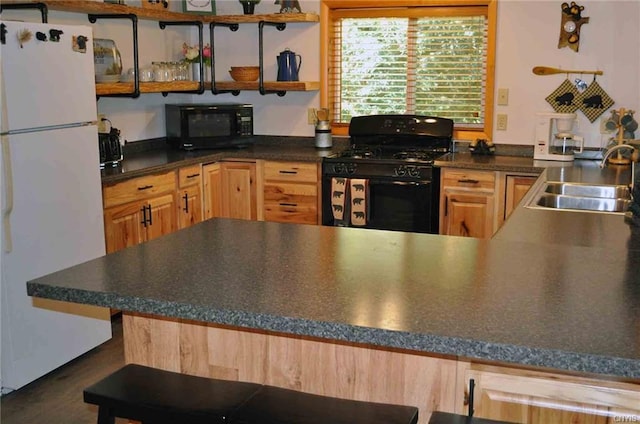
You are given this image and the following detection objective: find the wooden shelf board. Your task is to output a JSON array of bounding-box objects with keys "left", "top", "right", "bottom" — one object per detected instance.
[
  {"left": 215, "top": 81, "right": 320, "bottom": 91},
  {"left": 96, "top": 81, "right": 319, "bottom": 95},
  {"left": 1, "top": 1, "right": 318, "bottom": 23},
  {"left": 96, "top": 81, "right": 200, "bottom": 95}
]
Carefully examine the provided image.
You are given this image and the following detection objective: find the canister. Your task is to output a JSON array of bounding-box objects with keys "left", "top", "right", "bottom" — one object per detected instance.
[{"left": 315, "top": 120, "right": 332, "bottom": 148}]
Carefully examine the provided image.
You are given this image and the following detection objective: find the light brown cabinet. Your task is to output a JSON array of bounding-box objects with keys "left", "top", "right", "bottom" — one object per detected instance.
[
  {"left": 177, "top": 165, "right": 203, "bottom": 229},
  {"left": 440, "top": 168, "right": 497, "bottom": 238},
  {"left": 102, "top": 171, "right": 177, "bottom": 253},
  {"left": 503, "top": 174, "right": 538, "bottom": 220},
  {"left": 203, "top": 161, "right": 258, "bottom": 221},
  {"left": 262, "top": 161, "right": 320, "bottom": 225},
  {"left": 457, "top": 364, "right": 640, "bottom": 423},
  {"left": 202, "top": 163, "right": 222, "bottom": 220},
  {"left": 221, "top": 161, "right": 258, "bottom": 220}
]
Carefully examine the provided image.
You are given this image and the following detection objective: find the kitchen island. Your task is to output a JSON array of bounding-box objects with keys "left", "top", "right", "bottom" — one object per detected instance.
[{"left": 27, "top": 211, "right": 640, "bottom": 422}]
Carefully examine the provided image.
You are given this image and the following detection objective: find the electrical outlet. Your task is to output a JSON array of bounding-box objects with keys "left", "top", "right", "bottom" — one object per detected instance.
[
  {"left": 496, "top": 114, "right": 508, "bottom": 131},
  {"left": 97, "top": 114, "right": 108, "bottom": 133},
  {"left": 497, "top": 88, "right": 509, "bottom": 106},
  {"left": 308, "top": 108, "right": 317, "bottom": 125}
]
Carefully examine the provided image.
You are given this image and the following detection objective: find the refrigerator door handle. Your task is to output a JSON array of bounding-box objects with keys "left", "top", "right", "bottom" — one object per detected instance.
[{"left": 1, "top": 135, "right": 14, "bottom": 253}]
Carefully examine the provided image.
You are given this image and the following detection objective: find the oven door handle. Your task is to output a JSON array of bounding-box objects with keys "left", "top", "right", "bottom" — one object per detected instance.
[{"left": 368, "top": 179, "right": 432, "bottom": 186}]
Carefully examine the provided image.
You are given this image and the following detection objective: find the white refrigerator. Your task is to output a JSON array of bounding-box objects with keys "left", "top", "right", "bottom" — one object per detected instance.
[{"left": 0, "top": 20, "right": 111, "bottom": 392}]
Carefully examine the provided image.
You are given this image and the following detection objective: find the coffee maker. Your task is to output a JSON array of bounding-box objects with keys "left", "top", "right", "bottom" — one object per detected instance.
[{"left": 533, "top": 112, "right": 583, "bottom": 161}]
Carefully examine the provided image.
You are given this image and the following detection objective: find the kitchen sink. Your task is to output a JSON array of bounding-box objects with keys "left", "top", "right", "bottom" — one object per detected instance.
[
  {"left": 543, "top": 182, "right": 630, "bottom": 199},
  {"left": 535, "top": 193, "right": 631, "bottom": 212},
  {"left": 526, "top": 182, "right": 632, "bottom": 214}
]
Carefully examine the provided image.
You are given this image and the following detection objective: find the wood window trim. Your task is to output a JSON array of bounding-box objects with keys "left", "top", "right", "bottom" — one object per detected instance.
[{"left": 320, "top": 0, "right": 497, "bottom": 141}]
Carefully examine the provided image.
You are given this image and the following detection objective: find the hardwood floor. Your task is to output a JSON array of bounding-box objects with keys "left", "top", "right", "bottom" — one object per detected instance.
[{"left": 1, "top": 314, "right": 127, "bottom": 424}]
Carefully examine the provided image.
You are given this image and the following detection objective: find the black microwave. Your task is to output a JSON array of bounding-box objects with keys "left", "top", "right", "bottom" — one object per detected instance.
[{"left": 165, "top": 103, "right": 254, "bottom": 150}]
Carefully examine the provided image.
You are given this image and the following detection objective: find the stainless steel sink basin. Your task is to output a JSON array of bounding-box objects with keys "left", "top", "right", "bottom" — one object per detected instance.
[
  {"left": 535, "top": 193, "right": 631, "bottom": 213},
  {"left": 544, "top": 182, "right": 630, "bottom": 199},
  {"left": 526, "top": 181, "right": 632, "bottom": 214}
]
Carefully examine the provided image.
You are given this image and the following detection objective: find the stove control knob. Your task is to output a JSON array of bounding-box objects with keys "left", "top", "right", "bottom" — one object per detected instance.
[
  {"left": 394, "top": 165, "right": 407, "bottom": 177},
  {"left": 408, "top": 166, "right": 421, "bottom": 178},
  {"left": 333, "top": 163, "right": 344, "bottom": 174},
  {"left": 347, "top": 163, "right": 357, "bottom": 174}
]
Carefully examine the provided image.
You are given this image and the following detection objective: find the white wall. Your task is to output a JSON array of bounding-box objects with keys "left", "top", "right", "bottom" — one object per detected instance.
[
  {"left": 3, "top": 1, "right": 638, "bottom": 146},
  {"left": 493, "top": 0, "right": 640, "bottom": 147}
]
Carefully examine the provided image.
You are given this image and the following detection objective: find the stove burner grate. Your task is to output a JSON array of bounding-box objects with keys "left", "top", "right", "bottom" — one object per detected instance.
[{"left": 392, "top": 150, "right": 440, "bottom": 161}]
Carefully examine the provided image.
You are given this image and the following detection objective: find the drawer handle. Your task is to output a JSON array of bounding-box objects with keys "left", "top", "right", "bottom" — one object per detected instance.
[
  {"left": 457, "top": 179, "right": 479, "bottom": 184},
  {"left": 137, "top": 185, "right": 153, "bottom": 191},
  {"left": 186, "top": 173, "right": 200, "bottom": 179},
  {"left": 280, "top": 202, "right": 297, "bottom": 207},
  {"left": 279, "top": 170, "right": 297, "bottom": 175}
]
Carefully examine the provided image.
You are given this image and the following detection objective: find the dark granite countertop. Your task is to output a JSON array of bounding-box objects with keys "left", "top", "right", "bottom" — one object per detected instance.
[
  {"left": 28, "top": 218, "right": 640, "bottom": 380},
  {"left": 29, "top": 140, "right": 640, "bottom": 381},
  {"left": 435, "top": 152, "right": 545, "bottom": 173},
  {"left": 101, "top": 136, "right": 350, "bottom": 185}
]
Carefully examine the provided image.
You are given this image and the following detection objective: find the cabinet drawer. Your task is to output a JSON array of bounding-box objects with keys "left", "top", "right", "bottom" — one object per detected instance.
[
  {"left": 442, "top": 169, "right": 496, "bottom": 191},
  {"left": 178, "top": 165, "right": 202, "bottom": 188},
  {"left": 263, "top": 161, "right": 318, "bottom": 183},
  {"left": 264, "top": 202, "right": 318, "bottom": 224},
  {"left": 103, "top": 171, "right": 176, "bottom": 208},
  {"left": 264, "top": 182, "right": 317, "bottom": 204}
]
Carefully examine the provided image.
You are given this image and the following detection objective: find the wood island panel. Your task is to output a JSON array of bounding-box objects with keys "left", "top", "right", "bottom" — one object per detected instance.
[{"left": 122, "top": 313, "right": 459, "bottom": 424}]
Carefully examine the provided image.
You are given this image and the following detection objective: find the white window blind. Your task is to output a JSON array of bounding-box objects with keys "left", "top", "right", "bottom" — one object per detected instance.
[{"left": 330, "top": 10, "right": 488, "bottom": 129}]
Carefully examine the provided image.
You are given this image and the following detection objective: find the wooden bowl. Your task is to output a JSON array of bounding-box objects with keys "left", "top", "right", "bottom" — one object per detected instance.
[{"left": 229, "top": 66, "right": 260, "bottom": 82}]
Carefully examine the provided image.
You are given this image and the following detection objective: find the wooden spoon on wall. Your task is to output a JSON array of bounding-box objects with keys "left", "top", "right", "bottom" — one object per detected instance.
[{"left": 532, "top": 66, "right": 603, "bottom": 76}]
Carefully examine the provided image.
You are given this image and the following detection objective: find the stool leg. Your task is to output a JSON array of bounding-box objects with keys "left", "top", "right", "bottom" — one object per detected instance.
[{"left": 96, "top": 406, "right": 115, "bottom": 424}]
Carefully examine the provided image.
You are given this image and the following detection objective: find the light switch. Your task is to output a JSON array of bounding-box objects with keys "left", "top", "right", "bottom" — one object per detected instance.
[
  {"left": 497, "top": 114, "right": 508, "bottom": 131},
  {"left": 497, "top": 88, "right": 509, "bottom": 106}
]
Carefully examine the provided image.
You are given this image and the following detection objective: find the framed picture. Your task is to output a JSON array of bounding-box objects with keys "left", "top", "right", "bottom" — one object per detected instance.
[{"left": 183, "top": 0, "right": 216, "bottom": 14}]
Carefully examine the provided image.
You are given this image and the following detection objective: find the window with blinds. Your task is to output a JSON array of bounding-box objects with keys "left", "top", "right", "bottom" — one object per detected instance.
[{"left": 327, "top": 3, "right": 494, "bottom": 138}]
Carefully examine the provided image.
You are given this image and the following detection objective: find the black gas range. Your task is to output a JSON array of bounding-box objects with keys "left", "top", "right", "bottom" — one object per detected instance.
[{"left": 322, "top": 114, "right": 453, "bottom": 233}]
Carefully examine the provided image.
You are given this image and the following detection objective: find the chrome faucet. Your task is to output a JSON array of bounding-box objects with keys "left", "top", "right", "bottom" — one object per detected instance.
[
  {"left": 600, "top": 143, "right": 636, "bottom": 191},
  {"left": 600, "top": 144, "right": 635, "bottom": 168}
]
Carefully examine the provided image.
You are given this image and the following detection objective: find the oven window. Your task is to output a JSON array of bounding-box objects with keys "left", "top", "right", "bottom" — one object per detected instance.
[
  {"left": 188, "top": 112, "right": 231, "bottom": 137},
  {"left": 368, "top": 180, "right": 433, "bottom": 233}
]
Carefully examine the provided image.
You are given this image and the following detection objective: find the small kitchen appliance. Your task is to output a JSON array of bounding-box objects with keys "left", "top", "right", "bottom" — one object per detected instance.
[
  {"left": 165, "top": 103, "right": 254, "bottom": 150},
  {"left": 533, "top": 112, "right": 583, "bottom": 161},
  {"left": 98, "top": 126, "right": 123, "bottom": 168},
  {"left": 322, "top": 114, "right": 453, "bottom": 233}
]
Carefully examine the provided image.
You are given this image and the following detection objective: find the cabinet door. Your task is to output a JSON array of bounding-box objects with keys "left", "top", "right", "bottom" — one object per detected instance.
[
  {"left": 178, "top": 165, "right": 204, "bottom": 229},
  {"left": 220, "top": 162, "right": 257, "bottom": 220},
  {"left": 462, "top": 367, "right": 640, "bottom": 423},
  {"left": 504, "top": 175, "right": 537, "bottom": 219},
  {"left": 178, "top": 185, "right": 203, "bottom": 229},
  {"left": 103, "top": 201, "right": 147, "bottom": 254},
  {"left": 442, "top": 191, "right": 494, "bottom": 238},
  {"left": 145, "top": 194, "right": 177, "bottom": 242},
  {"left": 203, "top": 163, "right": 222, "bottom": 220}
]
